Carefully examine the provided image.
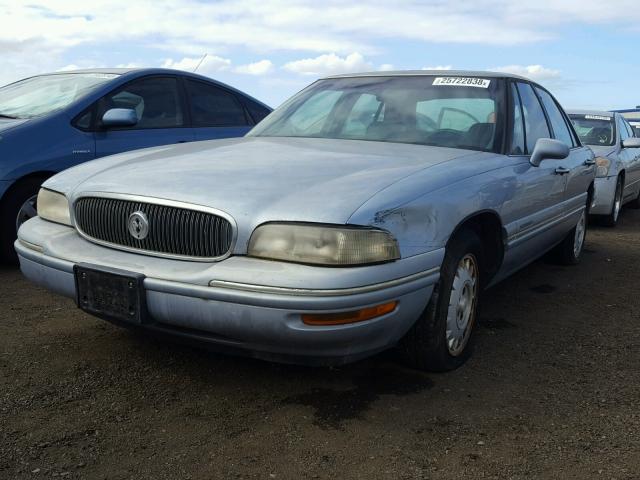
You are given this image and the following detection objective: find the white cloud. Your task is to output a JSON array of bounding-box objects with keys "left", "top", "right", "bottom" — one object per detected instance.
[
  {"left": 378, "top": 63, "right": 395, "bottom": 71},
  {"left": 284, "top": 52, "right": 371, "bottom": 76},
  {"left": 422, "top": 65, "right": 453, "bottom": 71},
  {"left": 162, "top": 55, "right": 231, "bottom": 74},
  {"left": 234, "top": 59, "right": 274, "bottom": 75},
  {"left": 492, "top": 64, "right": 561, "bottom": 82}
]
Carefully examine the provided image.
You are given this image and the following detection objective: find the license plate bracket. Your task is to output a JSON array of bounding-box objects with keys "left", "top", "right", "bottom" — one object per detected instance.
[{"left": 74, "top": 263, "right": 147, "bottom": 324}]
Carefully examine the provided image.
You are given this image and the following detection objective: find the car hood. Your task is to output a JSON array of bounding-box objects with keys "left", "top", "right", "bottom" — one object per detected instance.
[
  {"left": 46, "top": 137, "right": 485, "bottom": 247},
  {"left": 0, "top": 117, "right": 29, "bottom": 134},
  {"left": 588, "top": 144, "right": 617, "bottom": 158}
]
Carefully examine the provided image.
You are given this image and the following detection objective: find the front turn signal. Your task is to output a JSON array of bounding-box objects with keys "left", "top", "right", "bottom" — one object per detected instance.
[{"left": 301, "top": 301, "right": 398, "bottom": 326}]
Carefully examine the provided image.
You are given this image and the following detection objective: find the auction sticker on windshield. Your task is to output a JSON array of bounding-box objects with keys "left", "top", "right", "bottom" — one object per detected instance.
[
  {"left": 585, "top": 115, "right": 612, "bottom": 121},
  {"left": 432, "top": 77, "right": 491, "bottom": 88}
]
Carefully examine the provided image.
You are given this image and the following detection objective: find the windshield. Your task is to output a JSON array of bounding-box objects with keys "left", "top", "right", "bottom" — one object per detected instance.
[
  {"left": 0, "top": 73, "right": 119, "bottom": 119},
  {"left": 569, "top": 114, "right": 615, "bottom": 146},
  {"left": 249, "top": 76, "right": 504, "bottom": 152}
]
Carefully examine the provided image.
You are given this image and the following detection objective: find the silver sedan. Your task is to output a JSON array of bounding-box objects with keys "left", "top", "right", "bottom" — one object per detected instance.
[
  {"left": 568, "top": 110, "right": 640, "bottom": 226},
  {"left": 17, "top": 71, "right": 595, "bottom": 371}
]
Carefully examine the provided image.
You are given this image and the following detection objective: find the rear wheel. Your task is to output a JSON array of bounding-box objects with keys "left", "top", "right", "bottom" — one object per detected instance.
[
  {"left": 555, "top": 208, "right": 587, "bottom": 265},
  {"left": 400, "top": 229, "right": 483, "bottom": 372},
  {"left": 0, "top": 178, "right": 43, "bottom": 265},
  {"left": 601, "top": 176, "right": 623, "bottom": 227}
]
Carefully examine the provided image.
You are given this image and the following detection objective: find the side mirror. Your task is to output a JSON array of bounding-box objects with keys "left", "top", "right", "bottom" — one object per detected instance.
[
  {"left": 101, "top": 108, "right": 138, "bottom": 128},
  {"left": 622, "top": 137, "right": 640, "bottom": 149},
  {"left": 530, "top": 138, "right": 570, "bottom": 167}
]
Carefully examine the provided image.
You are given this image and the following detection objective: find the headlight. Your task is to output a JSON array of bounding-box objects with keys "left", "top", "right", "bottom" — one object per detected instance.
[
  {"left": 595, "top": 157, "right": 611, "bottom": 178},
  {"left": 248, "top": 223, "right": 400, "bottom": 266},
  {"left": 37, "top": 188, "right": 72, "bottom": 226}
]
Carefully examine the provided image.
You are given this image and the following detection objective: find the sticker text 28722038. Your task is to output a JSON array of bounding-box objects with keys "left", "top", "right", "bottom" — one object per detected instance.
[{"left": 432, "top": 77, "right": 491, "bottom": 88}]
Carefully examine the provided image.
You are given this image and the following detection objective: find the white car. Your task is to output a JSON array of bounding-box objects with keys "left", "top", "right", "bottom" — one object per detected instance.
[{"left": 568, "top": 110, "right": 640, "bottom": 226}]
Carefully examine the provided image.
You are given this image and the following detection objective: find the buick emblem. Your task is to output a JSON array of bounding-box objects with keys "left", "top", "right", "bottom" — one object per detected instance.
[{"left": 128, "top": 211, "right": 149, "bottom": 240}]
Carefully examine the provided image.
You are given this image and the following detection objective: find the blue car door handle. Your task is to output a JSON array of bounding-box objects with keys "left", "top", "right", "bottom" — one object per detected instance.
[{"left": 555, "top": 166, "right": 571, "bottom": 175}]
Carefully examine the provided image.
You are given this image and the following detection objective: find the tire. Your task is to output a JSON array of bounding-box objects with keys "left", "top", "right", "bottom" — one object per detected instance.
[
  {"left": 399, "top": 229, "right": 483, "bottom": 372},
  {"left": 555, "top": 208, "right": 587, "bottom": 266},
  {"left": 601, "top": 176, "right": 623, "bottom": 227},
  {"left": 0, "top": 178, "right": 43, "bottom": 265}
]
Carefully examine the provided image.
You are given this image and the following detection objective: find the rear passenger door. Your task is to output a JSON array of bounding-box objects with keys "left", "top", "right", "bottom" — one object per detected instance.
[
  {"left": 94, "top": 76, "right": 194, "bottom": 157},
  {"left": 534, "top": 86, "right": 594, "bottom": 211},
  {"left": 184, "top": 79, "right": 253, "bottom": 141}
]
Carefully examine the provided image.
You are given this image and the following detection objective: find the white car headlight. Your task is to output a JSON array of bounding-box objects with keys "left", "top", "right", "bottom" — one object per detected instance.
[
  {"left": 248, "top": 223, "right": 400, "bottom": 266},
  {"left": 595, "top": 157, "right": 611, "bottom": 178},
  {"left": 37, "top": 188, "right": 72, "bottom": 226}
]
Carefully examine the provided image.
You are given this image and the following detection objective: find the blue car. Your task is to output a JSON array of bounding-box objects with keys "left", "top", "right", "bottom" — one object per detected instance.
[{"left": 0, "top": 68, "right": 271, "bottom": 262}]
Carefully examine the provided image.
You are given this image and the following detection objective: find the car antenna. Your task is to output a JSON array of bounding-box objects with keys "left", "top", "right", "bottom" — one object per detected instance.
[{"left": 193, "top": 53, "right": 207, "bottom": 72}]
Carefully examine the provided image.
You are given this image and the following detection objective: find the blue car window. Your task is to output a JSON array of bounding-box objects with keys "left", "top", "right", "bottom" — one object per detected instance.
[
  {"left": 516, "top": 83, "right": 551, "bottom": 154},
  {"left": 185, "top": 80, "right": 249, "bottom": 127},
  {"left": 101, "top": 77, "right": 184, "bottom": 129},
  {"left": 535, "top": 87, "right": 574, "bottom": 148},
  {"left": 510, "top": 84, "right": 525, "bottom": 155},
  {"left": 341, "top": 94, "right": 383, "bottom": 136}
]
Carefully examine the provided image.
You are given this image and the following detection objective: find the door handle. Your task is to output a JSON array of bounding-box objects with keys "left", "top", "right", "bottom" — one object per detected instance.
[
  {"left": 584, "top": 159, "right": 596, "bottom": 166},
  {"left": 555, "top": 166, "right": 571, "bottom": 175}
]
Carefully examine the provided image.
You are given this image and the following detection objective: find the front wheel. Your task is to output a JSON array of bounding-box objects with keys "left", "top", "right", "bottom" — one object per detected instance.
[
  {"left": 399, "top": 229, "right": 483, "bottom": 372},
  {"left": 601, "top": 176, "right": 623, "bottom": 227},
  {"left": 0, "top": 178, "right": 43, "bottom": 265}
]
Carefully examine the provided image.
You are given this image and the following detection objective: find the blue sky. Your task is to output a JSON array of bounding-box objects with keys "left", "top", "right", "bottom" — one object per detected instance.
[{"left": 2, "top": 0, "right": 640, "bottom": 109}]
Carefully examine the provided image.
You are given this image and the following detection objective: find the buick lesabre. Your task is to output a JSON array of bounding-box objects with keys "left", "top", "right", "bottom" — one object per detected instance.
[{"left": 16, "top": 71, "right": 595, "bottom": 371}]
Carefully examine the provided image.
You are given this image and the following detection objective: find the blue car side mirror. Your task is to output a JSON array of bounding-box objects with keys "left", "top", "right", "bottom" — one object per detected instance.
[
  {"left": 530, "top": 138, "right": 570, "bottom": 167},
  {"left": 102, "top": 108, "right": 138, "bottom": 128}
]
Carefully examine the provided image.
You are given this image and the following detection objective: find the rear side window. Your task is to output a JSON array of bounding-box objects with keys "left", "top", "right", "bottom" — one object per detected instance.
[
  {"left": 535, "top": 87, "right": 574, "bottom": 148},
  {"left": 186, "top": 79, "right": 248, "bottom": 127},
  {"left": 509, "top": 83, "right": 525, "bottom": 155},
  {"left": 243, "top": 98, "right": 271, "bottom": 124},
  {"left": 516, "top": 83, "right": 550, "bottom": 154}
]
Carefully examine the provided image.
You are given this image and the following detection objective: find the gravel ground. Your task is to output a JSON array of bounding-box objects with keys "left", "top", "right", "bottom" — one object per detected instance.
[{"left": 1, "top": 209, "right": 639, "bottom": 480}]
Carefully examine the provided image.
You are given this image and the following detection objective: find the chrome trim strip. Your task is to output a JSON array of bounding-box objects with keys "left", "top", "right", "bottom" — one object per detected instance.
[
  {"left": 19, "top": 238, "right": 44, "bottom": 253},
  {"left": 507, "top": 205, "right": 585, "bottom": 246},
  {"left": 208, "top": 267, "right": 441, "bottom": 297},
  {"left": 71, "top": 192, "right": 238, "bottom": 263}
]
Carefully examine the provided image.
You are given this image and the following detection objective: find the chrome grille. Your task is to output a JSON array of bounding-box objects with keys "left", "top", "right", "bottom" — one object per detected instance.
[{"left": 74, "top": 197, "right": 233, "bottom": 260}]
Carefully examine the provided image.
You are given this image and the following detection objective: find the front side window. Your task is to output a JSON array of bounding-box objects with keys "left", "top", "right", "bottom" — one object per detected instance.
[
  {"left": 0, "top": 73, "right": 118, "bottom": 119},
  {"left": 99, "top": 77, "right": 183, "bottom": 129},
  {"left": 617, "top": 115, "right": 630, "bottom": 141},
  {"left": 509, "top": 83, "right": 525, "bottom": 155},
  {"left": 535, "top": 87, "right": 574, "bottom": 148},
  {"left": 516, "top": 83, "right": 550, "bottom": 154},
  {"left": 186, "top": 80, "right": 248, "bottom": 127},
  {"left": 249, "top": 76, "right": 504, "bottom": 152},
  {"left": 569, "top": 114, "right": 615, "bottom": 146}
]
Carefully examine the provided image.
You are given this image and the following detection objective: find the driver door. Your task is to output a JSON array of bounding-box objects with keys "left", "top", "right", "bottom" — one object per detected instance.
[
  {"left": 93, "top": 76, "right": 193, "bottom": 158},
  {"left": 499, "top": 82, "right": 567, "bottom": 275}
]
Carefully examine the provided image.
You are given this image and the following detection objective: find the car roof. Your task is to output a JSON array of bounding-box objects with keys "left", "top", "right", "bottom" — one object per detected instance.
[
  {"left": 14, "top": 68, "right": 271, "bottom": 110},
  {"left": 567, "top": 109, "right": 615, "bottom": 117},
  {"left": 324, "top": 69, "right": 531, "bottom": 81}
]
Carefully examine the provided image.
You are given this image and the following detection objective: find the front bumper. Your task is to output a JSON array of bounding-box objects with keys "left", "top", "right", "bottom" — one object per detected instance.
[
  {"left": 16, "top": 218, "right": 442, "bottom": 365},
  {"left": 591, "top": 175, "right": 617, "bottom": 216}
]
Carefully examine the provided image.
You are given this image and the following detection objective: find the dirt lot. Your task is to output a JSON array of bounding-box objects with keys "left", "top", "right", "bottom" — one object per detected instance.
[{"left": 1, "top": 210, "right": 639, "bottom": 480}]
